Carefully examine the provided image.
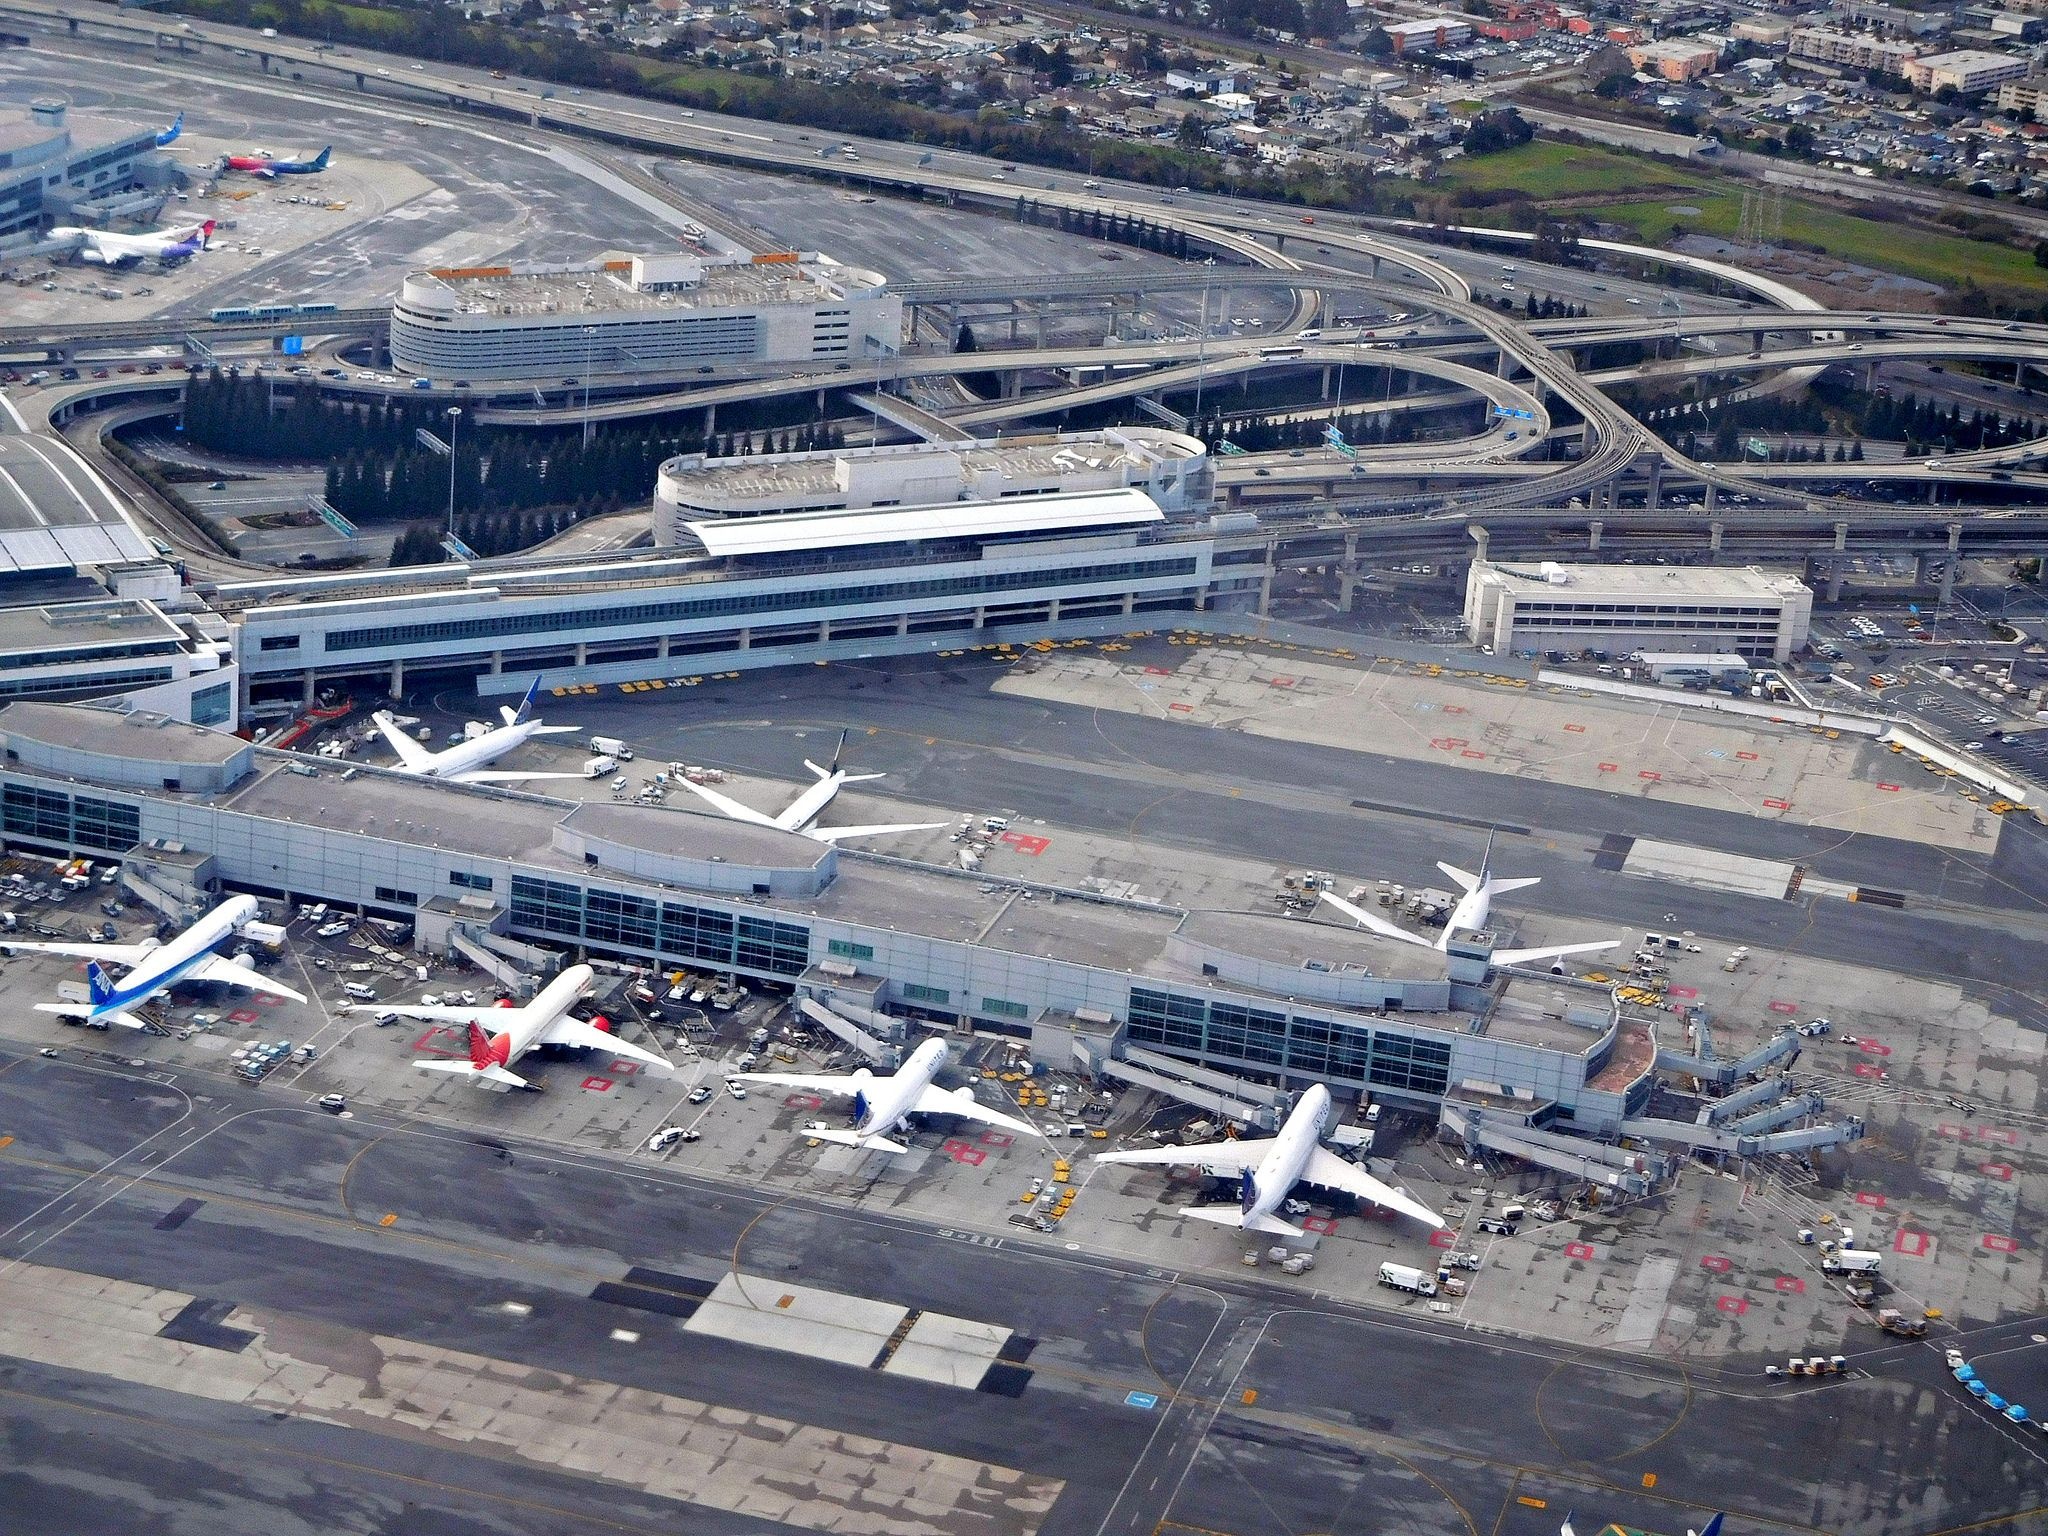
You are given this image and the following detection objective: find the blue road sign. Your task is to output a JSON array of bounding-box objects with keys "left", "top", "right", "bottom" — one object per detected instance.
[
  {"left": 1125, "top": 1391, "right": 1159, "bottom": 1410},
  {"left": 280, "top": 335, "right": 304, "bottom": 356}
]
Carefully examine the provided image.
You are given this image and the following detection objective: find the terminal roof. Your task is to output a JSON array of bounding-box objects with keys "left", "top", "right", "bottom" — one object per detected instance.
[
  {"left": 682, "top": 488, "right": 1164, "bottom": 558},
  {"left": 0, "top": 702, "right": 244, "bottom": 766}
]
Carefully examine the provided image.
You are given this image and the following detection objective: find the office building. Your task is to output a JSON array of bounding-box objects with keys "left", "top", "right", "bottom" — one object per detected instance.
[
  {"left": 1787, "top": 26, "right": 1923, "bottom": 72},
  {"left": 1904, "top": 47, "right": 2029, "bottom": 92},
  {"left": 1463, "top": 560, "right": 1813, "bottom": 661}
]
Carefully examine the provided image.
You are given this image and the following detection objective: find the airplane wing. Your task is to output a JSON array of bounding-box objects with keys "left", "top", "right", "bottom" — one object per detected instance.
[
  {"left": 1301, "top": 1146, "right": 1443, "bottom": 1227},
  {"left": 370, "top": 712, "right": 434, "bottom": 772},
  {"left": 1, "top": 939, "right": 156, "bottom": 966},
  {"left": 913, "top": 1083, "right": 1044, "bottom": 1138},
  {"left": 736, "top": 1066, "right": 874, "bottom": 1097},
  {"left": 348, "top": 1000, "right": 515, "bottom": 1023},
  {"left": 1094, "top": 1137, "right": 1272, "bottom": 1176},
  {"left": 670, "top": 775, "right": 780, "bottom": 829},
  {"left": 188, "top": 955, "right": 307, "bottom": 1002},
  {"left": 1318, "top": 890, "right": 1435, "bottom": 948},
  {"left": 1490, "top": 939, "right": 1618, "bottom": 968},
  {"left": 808, "top": 821, "right": 948, "bottom": 844},
  {"left": 446, "top": 769, "right": 587, "bottom": 785},
  {"left": 539, "top": 1014, "right": 672, "bottom": 1073}
]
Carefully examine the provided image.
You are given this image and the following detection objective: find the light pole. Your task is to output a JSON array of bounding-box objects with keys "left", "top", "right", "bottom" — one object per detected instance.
[
  {"left": 445, "top": 405, "right": 462, "bottom": 540},
  {"left": 581, "top": 326, "right": 595, "bottom": 447},
  {"left": 1193, "top": 257, "right": 1215, "bottom": 423}
]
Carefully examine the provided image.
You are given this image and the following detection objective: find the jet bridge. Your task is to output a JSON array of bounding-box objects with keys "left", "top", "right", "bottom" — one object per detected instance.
[
  {"left": 1098, "top": 1044, "right": 1278, "bottom": 1130},
  {"left": 1702, "top": 1073, "right": 1791, "bottom": 1125},
  {"left": 1656, "top": 1027, "right": 1800, "bottom": 1088},
  {"left": 1441, "top": 1101, "right": 1668, "bottom": 1196}
]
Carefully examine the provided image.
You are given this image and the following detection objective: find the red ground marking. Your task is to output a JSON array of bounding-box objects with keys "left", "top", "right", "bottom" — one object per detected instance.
[
  {"left": 1859, "top": 1041, "right": 1892, "bottom": 1057},
  {"left": 1460, "top": 749, "right": 1488, "bottom": 760},
  {"left": 1168, "top": 702, "right": 1193, "bottom": 713},
  {"left": 1597, "top": 762, "right": 1618, "bottom": 773},
  {"left": 1937, "top": 1124, "right": 1969, "bottom": 1139},
  {"left": 1563, "top": 723, "right": 1586, "bottom": 733},
  {"left": 1775, "top": 1276, "right": 1807, "bottom": 1294},
  {"left": 607, "top": 1060, "right": 641, "bottom": 1075},
  {"left": 1700, "top": 1255, "right": 1733, "bottom": 1273},
  {"left": 1736, "top": 751, "right": 1760, "bottom": 761},
  {"left": 1302, "top": 1215, "right": 1338, "bottom": 1235},
  {"left": 978, "top": 1130, "right": 1014, "bottom": 1148},
  {"left": 1982, "top": 1162, "right": 2015, "bottom": 1181},
  {"left": 580, "top": 1076, "right": 614, "bottom": 1093},
  {"left": 1894, "top": 1230, "right": 1934, "bottom": 1257},
  {"left": 1763, "top": 798, "right": 1792, "bottom": 811},
  {"left": 784, "top": 1093, "right": 824, "bottom": 1110},
  {"left": 1769, "top": 1001, "right": 1799, "bottom": 1014},
  {"left": 1430, "top": 738, "right": 1458, "bottom": 751},
  {"left": 1442, "top": 705, "right": 1467, "bottom": 716},
  {"left": 1977, "top": 1127, "right": 2020, "bottom": 1146},
  {"left": 1878, "top": 783, "right": 1901, "bottom": 793},
  {"left": 1855, "top": 1192, "right": 1889, "bottom": 1209},
  {"left": 254, "top": 994, "right": 285, "bottom": 1007},
  {"left": 1984, "top": 1234, "right": 2021, "bottom": 1254},
  {"left": 1639, "top": 770, "right": 1663, "bottom": 781},
  {"left": 1000, "top": 833, "right": 1050, "bottom": 856},
  {"left": 1441, "top": 738, "right": 1468, "bottom": 749},
  {"left": 1565, "top": 1242, "right": 1597, "bottom": 1261},
  {"left": 1853, "top": 1063, "right": 1885, "bottom": 1079},
  {"left": 1668, "top": 985, "right": 1699, "bottom": 1000},
  {"left": 412, "top": 1025, "right": 463, "bottom": 1058},
  {"left": 1144, "top": 665, "right": 1173, "bottom": 676},
  {"left": 1716, "top": 1295, "right": 1750, "bottom": 1315},
  {"left": 1429, "top": 1229, "right": 1457, "bottom": 1248},
  {"left": 228, "top": 1008, "right": 259, "bottom": 1025},
  {"left": 940, "top": 1139, "right": 987, "bottom": 1166},
  {"left": 1267, "top": 676, "right": 1296, "bottom": 689}
]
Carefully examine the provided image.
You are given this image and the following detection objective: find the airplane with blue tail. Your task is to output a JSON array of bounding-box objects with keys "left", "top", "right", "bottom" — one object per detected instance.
[
  {"left": 739, "top": 1036, "right": 1041, "bottom": 1153},
  {"left": 370, "top": 677, "right": 583, "bottom": 786},
  {"left": 225, "top": 145, "right": 331, "bottom": 178}
]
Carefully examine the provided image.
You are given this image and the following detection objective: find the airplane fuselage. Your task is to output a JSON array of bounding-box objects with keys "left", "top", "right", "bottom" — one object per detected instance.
[
  {"left": 467, "top": 963, "right": 592, "bottom": 1069},
  {"left": 855, "top": 1037, "right": 949, "bottom": 1139},
  {"left": 94, "top": 893, "right": 258, "bottom": 1016},
  {"left": 1439, "top": 887, "right": 1490, "bottom": 950},
  {"left": 410, "top": 719, "right": 547, "bottom": 779},
  {"left": 781, "top": 769, "right": 850, "bottom": 834},
  {"left": 1241, "top": 1084, "right": 1330, "bottom": 1225}
]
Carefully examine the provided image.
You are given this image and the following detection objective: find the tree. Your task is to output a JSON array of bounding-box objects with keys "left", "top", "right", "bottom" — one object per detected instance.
[{"left": 1177, "top": 111, "right": 1208, "bottom": 149}]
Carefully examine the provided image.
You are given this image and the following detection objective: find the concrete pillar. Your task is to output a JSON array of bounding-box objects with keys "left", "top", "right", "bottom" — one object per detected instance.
[
  {"left": 1369, "top": 253, "right": 1381, "bottom": 279},
  {"left": 1338, "top": 529, "right": 1360, "bottom": 614},
  {"left": 389, "top": 658, "right": 404, "bottom": 698},
  {"left": 1645, "top": 460, "right": 1663, "bottom": 510},
  {"left": 1001, "top": 370, "right": 1022, "bottom": 400},
  {"left": 1468, "top": 525, "right": 1490, "bottom": 564},
  {"left": 1703, "top": 483, "right": 1717, "bottom": 513},
  {"left": 704, "top": 402, "right": 716, "bottom": 434},
  {"left": 738, "top": 628, "right": 752, "bottom": 650},
  {"left": 818, "top": 618, "right": 832, "bottom": 642},
  {"left": 896, "top": 613, "right": 910, "bottom": 636},
  {"left": 489, "top": 650, "right": 504, "bottom": 674},
  {"left": 1941, "top": 521, "right": 1962, "bottom": 608},
  {"left": 302, "top": 671, "right": 317, "bottom": 707},
  {"left": 1834, "top": 522, "right": 1850, "bottom": 552},
  {"left": 1256, "top": 541, "right": 1276, "bottom": 617},
  {"left": 1047, "top": 597, "right": 1062, "bottom": 623},
  {"left": 1321, "top": 365, "right": 1333, "bottom": 401},
  {"left": 1928, "top": 480, "right": 1941, "bottom": 505},
  {"left": 656, "top": 636, "right": 671, "bottom": 658},
  {"left": 973, "top": 606, "right": 988, "bottom": 630},
  {"left": 1122, "top": 591, "right": 1136, "bottom": 615},
  {"left": 1827, "top": 523, "right": 1849, "bottom": 602},
  {"left": 573, "top": 643, "right": 588, "bottom": 666},
  {"left": 1709, "top": 521, "right": 1724, "bottom": 558},
  {"left": 1032, "top": 302, "right": 1046, "bottom": 348},
  {"left": 1588, "top": 519, "right": 1604, "bottom": 551}
]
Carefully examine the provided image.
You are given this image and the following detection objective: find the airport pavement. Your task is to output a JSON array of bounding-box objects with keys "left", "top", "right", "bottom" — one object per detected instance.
[{"left": 0, "top": 1055, "right": 2042, "bottom": 1536}]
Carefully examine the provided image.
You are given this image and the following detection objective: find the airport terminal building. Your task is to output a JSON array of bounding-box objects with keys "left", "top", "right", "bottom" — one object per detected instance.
[
  {"left": 0, "top": 99, "right": 178, "bottom": 239},
  {"left": 389, "top": 251, "right": 903, "bottom": 380},
  {"left": 0, "top": 702, "right": 1661, "bottom": 1144},
  {"left": 1464, "top": 559, "right": 1814, "bottom": 662}
]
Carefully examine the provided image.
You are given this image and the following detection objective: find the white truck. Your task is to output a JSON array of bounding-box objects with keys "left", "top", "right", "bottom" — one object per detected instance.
[
  {"left": 1822, "top": 1248, "right": 1883, "bottom": 1275},
  {"left": 582, "top": 754, "right": 618, "bottom": 779},
  {"left": 590, "top": 735, "right": 635, "bottom": 761},
  {"left": 1378, "top": 1262, "right": 1439, "bottom": 1297}
]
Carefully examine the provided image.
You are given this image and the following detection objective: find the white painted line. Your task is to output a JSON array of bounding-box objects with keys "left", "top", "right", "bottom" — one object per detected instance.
[
  {"left": 0, "top": 464, "right": 48, "bottom": 526},
  {"left": 0, "top": 391, "right": 27, "bottom": 433}
]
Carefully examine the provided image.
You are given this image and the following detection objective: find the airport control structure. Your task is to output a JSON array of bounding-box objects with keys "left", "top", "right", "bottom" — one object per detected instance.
[{"left": 0, "top": 98, "right": 183, "bottom": 239}]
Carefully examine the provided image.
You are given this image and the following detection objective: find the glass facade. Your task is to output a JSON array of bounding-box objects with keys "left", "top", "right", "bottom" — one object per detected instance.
[
  {"left": 4, "top": 784, "right": 139, "bottom": 852},
  {"left": 509, "top": 874, "right": 811, "bottom": 977},
  {"left": 1128, "top": 984, "right": 1448, "bottom": 1095}
]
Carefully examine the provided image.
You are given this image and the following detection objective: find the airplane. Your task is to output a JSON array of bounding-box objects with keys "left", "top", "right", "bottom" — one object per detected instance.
[
  {"left": 1093, "top": 1083, "right": 1441, "bottom": 1237},
  {"left": 369, "top": 676, "right": 584, "bottom": 785},
  {"left": 50, "top": 218, "right": 214, "bottom": 269},
  {"left": 155, "top": 111, "right": 183, "bottom": 148},
  {"left": 737, "top": 1036, "right": 1042, "bottom": 1153},
  {"left": 224, "top": 145, "right": 332, "bottom": 178},
  {"left": 1, "top": 893, "right": 302, "bottom": 1030},
  {"left": 353, "top": 963, "right": 671, "bottom": 1089},
  {"left": 1561, "top": 1513, "right": 1721, "bottom": 1536},
  {"left": 1318, "top": 829, "right": 1617, "bottom": 970},
  {"left": 671, "top": 729, "right": 945, "bottom": 845}
]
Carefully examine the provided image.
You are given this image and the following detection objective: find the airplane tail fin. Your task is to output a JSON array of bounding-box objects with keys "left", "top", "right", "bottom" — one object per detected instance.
[
  {"left": 805, "top": 1126, "right": 910, "bottom": 1154},
  {"left": 88, "top": 961, "right": 116, "bottom": 1009},
  {"left": 1180, "top": 1206, "right": 1303, "bottom": 1237},
  {"left": 311, "top": 146, "right": 332, "bottom": 171},
  {"left": 1693, "top": 1516, "right": 1724, "bottom": 1536},
  {"left": 464, "top": 1020, "right": 497, "bottom": 1071},
  {"left": 1239, "top": 1167, "right": 1259, "bottom": 1215},
  {"left": 806, "top": 728, "right": 852, "bottom": 780},
  {"left": 156, "top": 111, "right": 182, "bottom": 147},
  {"left": 1560, "top": 1514, "right": 1577, "bottom": 1536},
  {"left": 196, "top": 220, "right": 216, "bottom": 248},
  {"left": 510, "top": 675, "right": 542, "bottom": 727}
]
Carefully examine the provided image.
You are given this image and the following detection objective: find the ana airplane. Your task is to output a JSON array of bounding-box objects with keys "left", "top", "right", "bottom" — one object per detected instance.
[
  {"left": 355, "top": 963, "right": 671, "bottom": 1089},
  {"left": 2, "top": 893, "right": 302, "bottom": 1030},
  {"left": 672, "top": 729, "right": 945, "bottom": 845},
  {"left": 224, "top": 145, "right": 332, "bottom": 178},
  {"left": 738, "top": 1036, "right": 1041, "bottom": 1153},
  {"left": 155, "top": 111, "right": 184, "bottom": 148},
  {"left": 52, "top": 218, "right": 214, "bottom": 268},
  {"left": 1561, "top": 1513, "right": 1720, "bottom": 1536},
  {"left": 1095, "top": 1084, "right": 1440, "bottom": 1236},
  {"left": 1319, "top": 830, "right": 1617, "bottom": 970},
  {"left": 370, "top": 677, "right": 584, "bottom": 785}
]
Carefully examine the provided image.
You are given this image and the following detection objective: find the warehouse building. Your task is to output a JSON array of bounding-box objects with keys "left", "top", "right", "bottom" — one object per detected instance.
[
  {"left": 1463, "top": 560, "right": 1813, "bottom": 662},
  {"left": 388, "top": 251, "right": 902, "bottom": 380}
]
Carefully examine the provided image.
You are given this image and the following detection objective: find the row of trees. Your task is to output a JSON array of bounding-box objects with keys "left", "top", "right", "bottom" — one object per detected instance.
[
  {"left": 183, "top": 370, "right": 443, "bottom": 459},
  {"left": 1188, "top": 408, "right": 1445, "bottom": 452},
  {"left": 1629, "top": 379, "right": 2044, "bottom": 458}
]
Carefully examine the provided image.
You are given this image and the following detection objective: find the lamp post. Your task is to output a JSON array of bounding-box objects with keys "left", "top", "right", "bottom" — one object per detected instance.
[
  {"left": 445, "top": 405, "right": 462, "bottom": 540},
  {"left": 581, "top": 325, "right": 595, "bottom": 447}
]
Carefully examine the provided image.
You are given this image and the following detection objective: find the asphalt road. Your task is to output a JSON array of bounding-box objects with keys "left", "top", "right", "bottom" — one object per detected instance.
[{"left": 2, "top": 1051, "right": 2043, "bottom": 1535}]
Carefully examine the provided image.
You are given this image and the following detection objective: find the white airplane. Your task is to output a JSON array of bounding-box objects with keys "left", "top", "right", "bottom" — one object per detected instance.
[
  {"left": 738, "top": 1036, "right": 1042, "bottom": 1152},
  {"left": 3, "top": 893, "right": 302, "bottom": 1030},
  {"left": 1094, "top": 1084, "right": 1441, "bottom": 1237},
  {"left": 1319, "top": 830, "right": 1617, "bottom": 970},
  {"left": 370, "top": 677, "right": 584, "bottom": 785},
  {"left": 353, "top": 963, "right": 671, "bottom": 1089},
  {"left": 671, "top": 729, "right": 945, "bottom": 844},
  {"left": 1562, "top": 1514, "right": 1720, "bottom": 1536},
  {"left": 51, "top": 218, "right": 215, "bottom": 268}
]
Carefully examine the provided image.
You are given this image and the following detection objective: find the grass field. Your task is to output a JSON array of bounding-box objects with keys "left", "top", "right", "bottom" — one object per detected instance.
[{"left": 1440, "top": 141, "right": 2048, "bottom": 296}]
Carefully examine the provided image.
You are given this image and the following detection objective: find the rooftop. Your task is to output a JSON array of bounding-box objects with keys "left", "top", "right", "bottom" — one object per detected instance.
[
  {"left": 1481, "top": 560, "right": 1812, "bottom": 601},
  {"left": 682, "top": 488, "right": 1164, "bottom": 559},
  {"left": 0, "top": 598, "right": 184, "bottom": 659},
  {"left": 0, "top": 702, "right": 244, "bottom": 766},
  {"left": 398, "top": 252, "right": 887, "bottom": 322}
]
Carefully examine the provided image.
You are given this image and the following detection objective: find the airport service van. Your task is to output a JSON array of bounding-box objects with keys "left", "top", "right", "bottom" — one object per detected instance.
[
  {"left": 1378, "top": 1262, "right": 1438, "bottom": 1297},
  {"left": 1822, "top": 1248, "right": 1883, "bottom": 1275},
  {"left": 342, "top": 981, "right": 379, "bottom": 1002},
  {"left": 589, "top": 736, "right": 635, "bottom": 761}
]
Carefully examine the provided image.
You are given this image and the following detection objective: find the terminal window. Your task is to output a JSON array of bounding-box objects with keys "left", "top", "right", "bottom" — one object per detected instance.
[
  {"left": 981, "top": 996, "right": 1031, "bottom": 1021},
  {"left": 827, "top": 939, "right": 874, "bottom": 961},
  {"left": 449, "top": 870, "right": 493, "bottom": 892},
  {"left": 902, "top": 982, "right": 950, "bottom": 1006}
]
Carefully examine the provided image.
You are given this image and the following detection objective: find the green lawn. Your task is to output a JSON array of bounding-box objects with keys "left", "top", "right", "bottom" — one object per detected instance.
[{"left": 1441, "top": 141, "right": 1705, "bottom": 199}]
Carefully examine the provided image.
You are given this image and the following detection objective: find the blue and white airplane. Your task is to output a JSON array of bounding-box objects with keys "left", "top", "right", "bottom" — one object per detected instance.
[
  {"left": 739, "top": 1036, "right": 1040, "bottom": 1153},
  {"left": 155, "top": 111, "right": 183, "bottom": 148},
  {"left": 225, "top": 145, "right": 332, "bottom": 178},
  {"left": 370, "top": 677, "right": 583, "bottom": 785},
  {"left": 3, "top": 893, "right": 302, "bottom": 1030},
  {"left": 1562, "top": 1513, "right": 1721, "bottom": 1536}
]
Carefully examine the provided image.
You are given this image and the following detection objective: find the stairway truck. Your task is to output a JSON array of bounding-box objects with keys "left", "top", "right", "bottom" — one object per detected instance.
[
  {"left": 1823, "top": 1248, "right": 1882, "bottom": 1275},
  {"left": 1378, "top": 1262, "right": 1438, "bottom": 1297}
]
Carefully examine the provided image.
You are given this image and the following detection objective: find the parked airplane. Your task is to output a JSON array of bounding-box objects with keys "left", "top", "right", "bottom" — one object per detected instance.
[
  {"left": 1319, "top": 830, "right": 1616, "bottom": 969},
  {"left": 155, "top": 111, "right": 184, "bottom": 148},
  {"left": 671, "top": 729, "right": 944, "bottom": 844},
  {"left": 51, "top": 218, "right": 214, "bottom": 268},
  {"left": 2, "top": 893, "right": 302, "bottom": 1030},
  {"left": 224, "top": 145, "right": 332, "bottom": 178},
  {"left": 354, "top": 963, "right": 671, "bottom": 1088},
  {"left": 1561, "top": 1513, "right": 1720, "bottom": 1536},
  {"left": 1094, "top": 1084, "right": 1441, "bottom": 1236},
  {"left": 370, "top": 677, "right": 583, "bottom": 785},
  {"left": 738, "top": 1036, "right": 1041, "bottom": 1152}
]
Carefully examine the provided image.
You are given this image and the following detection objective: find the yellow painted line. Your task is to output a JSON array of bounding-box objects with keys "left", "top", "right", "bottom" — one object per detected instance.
[
  {"left": 379, "top": 1213, "right": 397, "bottom": 1227},
  {"left": 0, "top": 1135, "right": 13, "bottom": 1148},
  {"left": 1518, "top": 1496, "right": 1548, "bottom": 1509}
]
